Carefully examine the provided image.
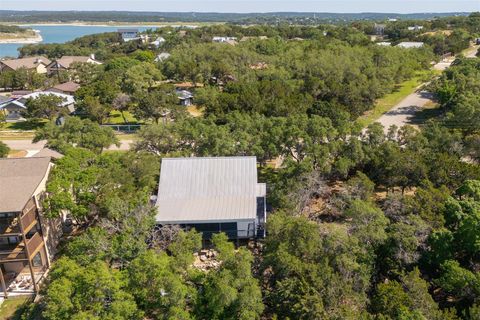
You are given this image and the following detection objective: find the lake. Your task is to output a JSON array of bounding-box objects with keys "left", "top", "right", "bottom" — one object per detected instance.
[{"left": 0, "top": 25, "right": 160, "bottom": 58}]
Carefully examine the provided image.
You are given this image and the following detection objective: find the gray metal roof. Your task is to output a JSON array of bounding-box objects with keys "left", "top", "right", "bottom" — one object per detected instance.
[
  {"left": 0, "top": 157, "right": 51, "bottom": 213},
  {"left": 155, "top": 157, "right": 259, "bottom": 224}
]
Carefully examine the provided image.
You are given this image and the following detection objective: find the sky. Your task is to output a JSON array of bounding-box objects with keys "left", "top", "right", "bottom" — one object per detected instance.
[{"left": 1, "top": 0, "right": 479, "bottom": 13}]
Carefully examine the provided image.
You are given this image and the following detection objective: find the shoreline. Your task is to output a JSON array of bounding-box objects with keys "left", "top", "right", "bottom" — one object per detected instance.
[
  {"left": 0, "top": 30, "right": 42, "bottom": 44},
  {"left": 2, "top": 21, "right": 221, "bottom": 27}
]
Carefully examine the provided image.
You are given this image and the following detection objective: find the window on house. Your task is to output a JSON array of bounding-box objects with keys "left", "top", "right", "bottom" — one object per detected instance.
[{"left": 32, "top": 252, "right": 42, "bottom": 267}]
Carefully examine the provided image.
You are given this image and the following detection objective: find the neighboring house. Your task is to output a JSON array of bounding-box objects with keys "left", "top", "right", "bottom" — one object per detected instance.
[
  {"left": 46, "top": 55, "right": 101, "bottom": 75},
  {"left": 0, "top": 157, "right": 62, "bottom": 297},
  {"left": 155, "top": 157, "right": 267, "bottom": 240},
  {"left": 0, "top": 99, "right": 26, "bottom": 121},
  {"left": 46, "top": 81, "right": 80, "bottom": 95},
  {"left": 374, "top": 23, "right": 386, "bottom": 36},
  {"left": 212, "top": 36, "right": 237, "bottom": 43},
  {"left": 408, "top": 25, "right": 424, "bottom": 31},
  {"left": 118, "top": 28, "right": 140, "bottom": 42},
  {"left": 377, "top": 42, "right": 392, "bottom": 46},
  {"left": 10, "top": 91, "right": 33, "bottom": 99},
  {"left": 396, "top": 42, "right": 425, "bottom": 49},
  {"left": 0, "top": 56, "right": 51, "bottom": 74},
  {"left": 32, "top": 148, "right": 64, "bottom": 160},
  {"left": 150, "top": 36, "right": 166, "bottom": 47},
  {"left": 176, "top": 89, "right": 193, "bottom": 106},
  {"left": 240, "top": 36, "right": 268, "bottom": 42},
  {"left": 0, "top": 91, "right": 75, "bottom": 121},
  {"left": 154, "top": 52, "right": 171, "bottom": 63}
]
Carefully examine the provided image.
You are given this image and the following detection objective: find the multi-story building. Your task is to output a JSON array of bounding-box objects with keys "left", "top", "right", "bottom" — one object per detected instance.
[{"left": 0, "top": 157, "right": 61, "bottom": 297}]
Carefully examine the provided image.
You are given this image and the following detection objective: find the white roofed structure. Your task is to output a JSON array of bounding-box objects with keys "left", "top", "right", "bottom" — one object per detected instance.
[
  {"left": 396, "top": 42, "right": 425, "bottom": 49},
  {"left": 155, "top": 157, "right": 266, "bottom": 239}
]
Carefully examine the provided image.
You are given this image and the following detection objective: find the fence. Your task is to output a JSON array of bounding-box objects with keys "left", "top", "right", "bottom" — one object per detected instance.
[{"left": 101, "top": 124, "right": 142, "bottom": 133}]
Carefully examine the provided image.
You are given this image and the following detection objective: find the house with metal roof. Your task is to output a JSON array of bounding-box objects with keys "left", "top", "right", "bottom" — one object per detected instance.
[{"left": 155, "top": 157, "right": 266, "bottom": 239}]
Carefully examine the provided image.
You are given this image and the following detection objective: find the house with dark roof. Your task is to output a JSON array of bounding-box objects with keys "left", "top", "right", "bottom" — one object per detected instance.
[
  {"left": 155, "top": 157, "right": 266, "bottom": 239},
  {"left": 46, "top": 55, "right": 101, "bottom": 75},
  {"left": 0, "top": 157, "right": 62, "bottom": 297},
  {"left": 0, "top": 56, "right": 51, "bottom": 74},
  {"left": 46, "top": 81, "right": 81, "bottom": 95}
]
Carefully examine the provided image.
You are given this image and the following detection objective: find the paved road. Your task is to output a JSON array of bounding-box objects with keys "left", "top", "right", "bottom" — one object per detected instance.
[
  {"left": 375, "top": 60, "right": 453, "bottom": 132},
  {"left": 375, "top": 90, "right": 435, "bottom": 132},
  {"left": 2, "top": 139, "right": 134, "bottom": 154},
  {"left": 375, "top": 45, "right": 479, "bottom": 132}
]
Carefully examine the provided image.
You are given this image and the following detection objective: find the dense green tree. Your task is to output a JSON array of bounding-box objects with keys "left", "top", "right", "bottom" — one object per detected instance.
[
  {"left": 82, "top": 95, "right": 113, "bottom": 124},
  {"left": 42, "top": 258, "right": 143, "bottom": 320},
  {"left": 197, "top": 233, "right": 264, "bottom": 320},
  {"left": 25, "top": 94, "right": 68, "bottom": 120},
  {"left": 133, "top": 86, "right": 181, "bottom": 124},
  {"left": 33, "top": 117, "right": 119, "bottom": 153}
]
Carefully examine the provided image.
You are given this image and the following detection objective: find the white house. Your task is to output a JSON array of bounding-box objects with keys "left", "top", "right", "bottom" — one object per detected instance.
[
  {"left": 118, "top": 28, "right": 140, "bottom": 42},
  {"left": 212, "top": 36, "right": 237, "bottom": 43},
  {"left": 396, "top": 42, "right": 425, "bottom": 49},
  {"left": 155, "top": 157, "right": 267, "bottom": 239},
  {"left": 150, "top": 36, "right": 166, "bottom": 47},
  {"left": 407, "top": 25, "right": 424, "bottom": 31},
  {"left": 154, "top": 52, "right": 171, "bottom": 63}
]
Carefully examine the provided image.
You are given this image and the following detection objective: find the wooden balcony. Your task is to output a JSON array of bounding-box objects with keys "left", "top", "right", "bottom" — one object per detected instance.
[
  {"left": 27, "top": 233, "right": 44, "bottom": 258},
  {"left": 20, "top": 200, "right": 38, "bottom": 234},
  {"left": 0, "top": 244, "right": 27, "bottom": 262},
  {"left": 0, "top": 217, "right": 21, "bottom": 235}
]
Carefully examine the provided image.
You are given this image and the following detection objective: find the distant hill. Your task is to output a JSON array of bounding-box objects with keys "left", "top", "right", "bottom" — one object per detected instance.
[{"left": 0, "top": 10, "right": 472, "bottom": 24}]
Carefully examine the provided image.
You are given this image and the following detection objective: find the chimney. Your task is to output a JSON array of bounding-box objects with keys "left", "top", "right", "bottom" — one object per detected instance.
[
  {"left": 35, "top": 58, "right": 42, "bottom": 64},
  {"left": 89, "top": 53, "right": 95, "bottom": 60}
]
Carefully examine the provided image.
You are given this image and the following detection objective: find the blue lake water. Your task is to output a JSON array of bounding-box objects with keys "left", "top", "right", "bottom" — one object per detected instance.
[{"left": 0, "top": 25, "right": 158, "bottom": 58}]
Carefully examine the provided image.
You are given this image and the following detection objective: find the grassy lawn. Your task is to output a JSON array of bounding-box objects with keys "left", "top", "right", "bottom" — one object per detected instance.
[
  {"left": 2, "top": 120, "right": 47, "bottom": 131},
  {"left": 0, "top": 296, "right": 32, "bottom": 320},
  {"left": 116, "top": 133, "right": 138, "bottom": 140},
  {"left": 356, "top": 70, "right": 434, "bottom": 128},
  {"left": 0, "top": 132, "right": 35, "bottom": 140},
  {"left": 106, "top": 111, "right": 141, "bottom": 125},
  {"left": 187, "top": 105, "right": 204, "bottom": 117}
]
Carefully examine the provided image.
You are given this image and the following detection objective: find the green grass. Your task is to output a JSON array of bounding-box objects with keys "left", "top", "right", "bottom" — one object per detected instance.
[
  {"left": 2, "top": 120, "right": 47, "bottom": 131},
  {"left": 105, "top": 111, "right": 141, "bottom": 125},
  {"left": 356, "top": 70, "right": 435, "bottom": 128},
  {"left": 0, "top": 296, "right": 32, "bottom": 320},
  {"left": 0, "top": 133, "right": 35, "bottom": 140}
]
